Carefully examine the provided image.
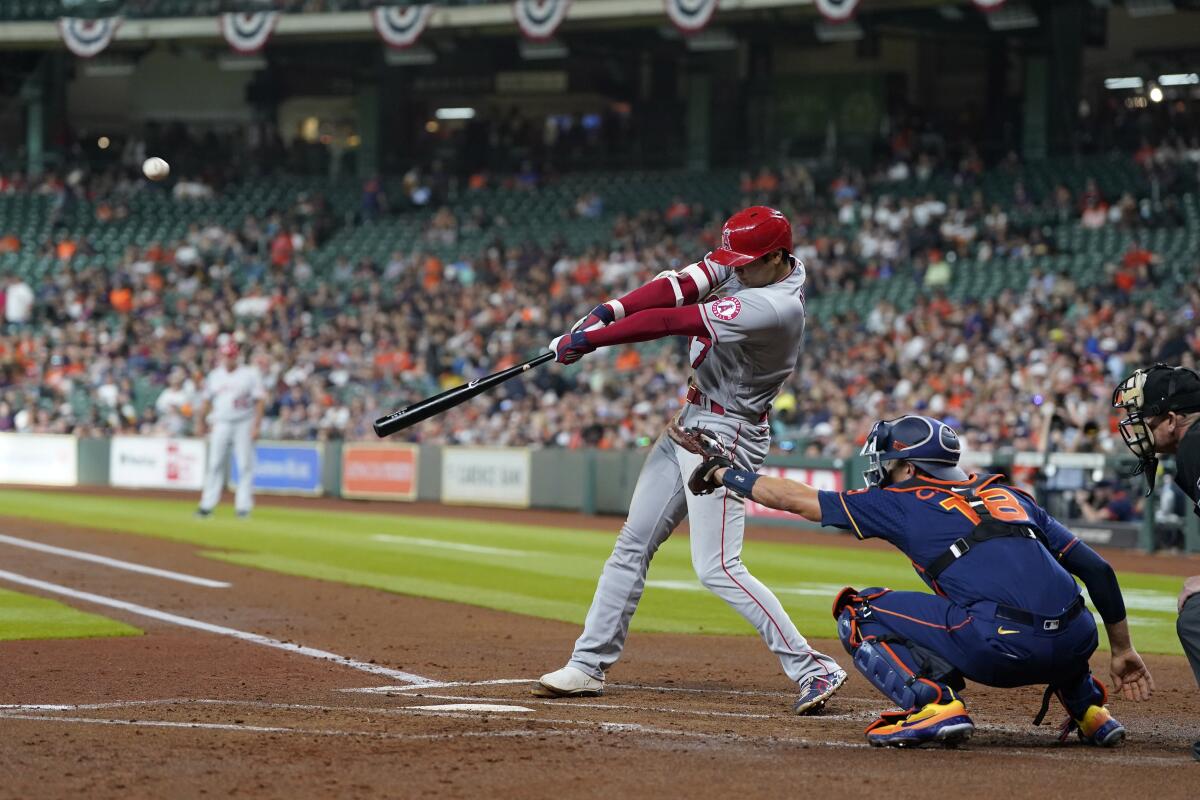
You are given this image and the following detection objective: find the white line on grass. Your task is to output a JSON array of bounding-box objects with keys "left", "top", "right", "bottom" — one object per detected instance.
[
  {"left": 0, "top": 534, "right": 230, "bottom": 588},
  {"left": 371, "top": 534, "right": 533, "bottom": 557},
  {"left": 0, "top": 569, "right": 436, "bottom": 685}
]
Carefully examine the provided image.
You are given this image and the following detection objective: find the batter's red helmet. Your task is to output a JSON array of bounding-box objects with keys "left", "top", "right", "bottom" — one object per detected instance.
[{"left": 709, "top": 206, "right": 792, "bottom": 268}]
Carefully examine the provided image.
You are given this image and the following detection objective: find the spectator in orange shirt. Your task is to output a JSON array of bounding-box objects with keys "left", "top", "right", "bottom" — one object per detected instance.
[
  {"left": 109, "top": 285, "right": 133, "bottom": 314},
  {"left": 615, "top": 346, "right": 641, "bottom": 372}
]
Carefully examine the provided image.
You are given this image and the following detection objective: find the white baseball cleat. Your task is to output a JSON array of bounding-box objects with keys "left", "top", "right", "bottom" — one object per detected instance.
[{"left": 531, "top": 666, "right": 605, "bottom": 698}]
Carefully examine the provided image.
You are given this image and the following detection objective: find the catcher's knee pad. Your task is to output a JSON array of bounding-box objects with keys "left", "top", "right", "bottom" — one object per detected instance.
[
  {"left": 853, "top": 637, "right": 946, "bottom": 710},
  {"left": 834, "top": 587, "right": 890, "bottom": 656}
]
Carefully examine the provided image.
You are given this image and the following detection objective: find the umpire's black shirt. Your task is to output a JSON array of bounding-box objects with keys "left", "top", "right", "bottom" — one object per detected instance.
[{"left": 1174, "top": 423, "right": 1200, "bottom": 518}]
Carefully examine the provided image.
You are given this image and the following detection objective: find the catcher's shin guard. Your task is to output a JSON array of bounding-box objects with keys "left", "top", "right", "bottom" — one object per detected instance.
[{"left": 835, "top": 588, "right": 955, "bottom": 711}]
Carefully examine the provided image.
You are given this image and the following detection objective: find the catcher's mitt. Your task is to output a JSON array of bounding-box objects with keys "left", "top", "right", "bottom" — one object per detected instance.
[{"left": 668, "top": 424, "right": 733, "bottom": 496}]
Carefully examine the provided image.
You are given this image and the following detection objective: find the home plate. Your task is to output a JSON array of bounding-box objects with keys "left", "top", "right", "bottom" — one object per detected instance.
[{"left": 413, "top": 703, "right": 533, "bottom": 712}]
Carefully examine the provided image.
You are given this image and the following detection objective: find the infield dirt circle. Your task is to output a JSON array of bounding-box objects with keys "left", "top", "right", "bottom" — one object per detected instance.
[{"left": 1, "top": 488, "right": 1197, "bottom": 799}]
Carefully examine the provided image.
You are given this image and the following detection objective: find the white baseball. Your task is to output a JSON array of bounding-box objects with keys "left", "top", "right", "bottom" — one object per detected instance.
[{"left": 142, "top": 157, "right": 170, "bottom": 181}]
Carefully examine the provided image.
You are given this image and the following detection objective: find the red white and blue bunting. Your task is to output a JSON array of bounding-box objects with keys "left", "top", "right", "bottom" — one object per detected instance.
[
  {"left": 664, "top": 0, "right": 717, "bottom": 34},
  {"left": 971, "top": 0, "right": 1007, "bottom": 10},
  {"left": 372, "top": 4, "right": 435, "bottom": 50},
  {"left": 512, "top": 0, "right": 570, "bottom": 42},
  {"left": 58, "top": 16, "right": 122, "bottom": 58},
  {"left": 814, "top": 0, "right": 861, "bottom": 23},
  {"left": 219, "top": 11, "right": 280, "bottom": 54}
]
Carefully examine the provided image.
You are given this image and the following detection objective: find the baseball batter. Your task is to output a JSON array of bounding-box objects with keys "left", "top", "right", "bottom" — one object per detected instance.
[
  {"left": 194, "top": 340, "right": 266, "bottom": 519},
  {"left": 540, "top": 206, "right": 846, "bottom": 712}
]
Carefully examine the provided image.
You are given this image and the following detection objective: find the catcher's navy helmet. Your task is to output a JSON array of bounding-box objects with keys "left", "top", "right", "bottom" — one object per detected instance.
[{"left": 861, "top": 415, "right": 968, "bottom": 488}]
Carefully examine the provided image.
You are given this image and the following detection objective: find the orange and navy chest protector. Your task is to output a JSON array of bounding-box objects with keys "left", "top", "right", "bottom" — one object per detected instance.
[
  {"left": 819, "top": 472, "right": 1083, "bottom": 617},
  {"left": 817, "top": 473, "right": 1111, "bottom": 727}
]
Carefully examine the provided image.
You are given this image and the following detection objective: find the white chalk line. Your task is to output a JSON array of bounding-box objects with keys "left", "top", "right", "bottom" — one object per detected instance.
[
  {"left": 408, "top": 694, "right": 776, "bottom": 719},
  {"left": 0, "top": 714, "right": 568, "bottom": 742},
  {"left": 0, "top": 534, "right": 230, "bottom": 588},
  {"left": 0, "top": 700, "right": 1186, "bottom": 765},
  {"left": 343, "top": 678, "right": 533, "bottom": 693},
  {"left": 0, "top": 569, "right": 437, "bottom": 685},
  {"left": 346, "top": 679, "right": 800, "bottom": 698}
]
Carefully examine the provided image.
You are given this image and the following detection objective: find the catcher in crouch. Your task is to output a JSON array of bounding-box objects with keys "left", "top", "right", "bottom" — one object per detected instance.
[{"left": 671, "top": 415, "right": 1154, "bottom": 748}]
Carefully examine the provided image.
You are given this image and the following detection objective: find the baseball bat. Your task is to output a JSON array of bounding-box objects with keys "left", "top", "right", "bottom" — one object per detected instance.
[{"left": 373, "top": 351, "right": 554, "bottom": 438}]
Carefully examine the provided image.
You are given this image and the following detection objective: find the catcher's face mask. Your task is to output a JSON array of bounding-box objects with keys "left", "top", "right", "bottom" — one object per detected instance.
[{"left": 860, "top": 420, "right": 892, "bottom": 488}]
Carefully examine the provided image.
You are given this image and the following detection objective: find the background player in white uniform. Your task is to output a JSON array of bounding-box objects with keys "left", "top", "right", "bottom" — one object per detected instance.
[
  {"left": 194, "top": 339, "right": 266, "bottom": 519},
  {"left": 541, "top": 206, "right": 847, "bottom": 713}
]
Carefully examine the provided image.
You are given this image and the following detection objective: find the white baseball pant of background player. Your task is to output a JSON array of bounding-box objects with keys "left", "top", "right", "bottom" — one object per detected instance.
[
  {"left": 198, "top": 417, "right": 257, "bottom": 515},
  {"left": 196, "top": 343, "right": 266, "bottom": 517}
]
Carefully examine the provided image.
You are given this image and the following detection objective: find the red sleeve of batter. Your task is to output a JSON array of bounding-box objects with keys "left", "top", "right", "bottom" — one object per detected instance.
[
  {"left": 605, "top": 273, "right": 703, "bottom": 318},
  {"left": 585, "top": 306, "right": 708, "bottom": 347}
]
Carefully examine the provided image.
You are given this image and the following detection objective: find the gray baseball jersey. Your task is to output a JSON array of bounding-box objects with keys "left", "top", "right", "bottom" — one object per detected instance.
[
  {"left": 565, "top": 254, "right": 841, "bottom": 687},
  {"left": 687, "top": 255, "right": 807, "bottom": 420}
]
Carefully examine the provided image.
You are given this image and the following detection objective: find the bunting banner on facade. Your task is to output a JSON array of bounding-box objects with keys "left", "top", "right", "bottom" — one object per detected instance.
[
  {"left": 372, "top": 3, "right": 435, "bottom": 50},
  {"left": 813, "top": 0, "right": 861, "bottom": 23},
  {"left": 972, "top": 0, "right": 1007, "bottom": 10},
  {"left": 664, "top": 0, "right": 718, "bottom": 33},
  {"left": 513, "top": 0, "right": 570, "bottom": 42},
  {"left": 58, "top": 16, "right": 122, "bottom": 58},
  {"left": 219, "top": 11, "right": 280, "bottom": 54}
]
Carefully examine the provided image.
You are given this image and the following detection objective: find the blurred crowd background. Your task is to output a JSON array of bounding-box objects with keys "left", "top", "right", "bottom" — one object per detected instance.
[{"left": 2, "top": 119, "right": 1197, "bottom": 474}]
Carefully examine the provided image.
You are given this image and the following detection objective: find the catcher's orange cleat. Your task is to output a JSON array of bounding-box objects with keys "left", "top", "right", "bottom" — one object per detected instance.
[{"left": 865, "top": 699, "right": 974, "bottom": 748}]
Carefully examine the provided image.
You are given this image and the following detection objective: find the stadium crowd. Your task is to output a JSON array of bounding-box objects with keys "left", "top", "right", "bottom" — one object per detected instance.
[{"left": 1, "top": 131, "right": 1198, "bottom": 466}]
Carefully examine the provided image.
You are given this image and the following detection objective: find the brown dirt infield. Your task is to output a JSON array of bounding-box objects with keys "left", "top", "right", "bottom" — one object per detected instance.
[{"left": 0, "top": 488, "right": 1197, "bottom": 799}]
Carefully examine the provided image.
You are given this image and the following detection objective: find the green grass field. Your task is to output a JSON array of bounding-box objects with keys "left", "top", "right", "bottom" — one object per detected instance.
[
  {"left": 0, "top": 585, "right": 141, "bottom": 642},
  {"left": 0, "top": 490, "right": 1186, "bottom": 654}
]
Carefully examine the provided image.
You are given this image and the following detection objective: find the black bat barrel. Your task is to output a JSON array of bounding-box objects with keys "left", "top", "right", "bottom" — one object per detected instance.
[{"left": 372, "top": 351, "right": 554, "bottom": 438}]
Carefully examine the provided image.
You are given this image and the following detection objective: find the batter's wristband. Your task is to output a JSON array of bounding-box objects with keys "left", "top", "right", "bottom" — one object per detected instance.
[{"left": 722, "top": 469, "right": 760, "bottom": 498}]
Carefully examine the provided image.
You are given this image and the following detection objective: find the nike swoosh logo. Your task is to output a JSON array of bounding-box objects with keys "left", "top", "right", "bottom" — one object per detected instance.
[
  {"left": 997, "top": 627, "right": 1020, "bottom": 635},
  {"left": 467, "top": 379, "right": 481, "bottom": 389}
]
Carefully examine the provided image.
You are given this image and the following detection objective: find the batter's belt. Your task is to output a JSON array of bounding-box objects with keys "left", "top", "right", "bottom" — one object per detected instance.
[{"left": 685, "top": 385, "right": 768, "bottom": 424}]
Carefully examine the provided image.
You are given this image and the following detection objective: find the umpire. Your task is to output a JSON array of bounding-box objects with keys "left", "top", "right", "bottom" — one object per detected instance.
[{"left": 1113, "top": 363, "right": 1200, "bottom": 760}]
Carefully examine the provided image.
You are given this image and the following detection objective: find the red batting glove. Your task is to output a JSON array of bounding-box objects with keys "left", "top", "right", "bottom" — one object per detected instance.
[{"left": 548, "top": 331, "right": 595, "bottom": 365}]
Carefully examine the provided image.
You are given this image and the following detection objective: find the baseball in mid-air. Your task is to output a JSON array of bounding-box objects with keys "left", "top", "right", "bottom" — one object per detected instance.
[{"left": 142, "top": 157, "right": 170, "bottom": 181}]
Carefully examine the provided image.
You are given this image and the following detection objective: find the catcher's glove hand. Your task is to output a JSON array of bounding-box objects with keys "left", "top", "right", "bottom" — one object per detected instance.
[
  {"left": 667, "top": 423, "right": 727, "bottom": 458},
  {"left": 688, "top": 454, "right": 733, "bottom": 495},
  {"left": 668, "top": 424, "right": 733, "bottom": 495}
]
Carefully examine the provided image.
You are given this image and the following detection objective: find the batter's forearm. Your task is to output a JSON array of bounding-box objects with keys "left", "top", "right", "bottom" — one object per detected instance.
[
  {"left": 608, "top": 272, "right": 703, "bottom": 316},
  {"left": 585, "top": 306, "right": 707, "bottom": 348}
]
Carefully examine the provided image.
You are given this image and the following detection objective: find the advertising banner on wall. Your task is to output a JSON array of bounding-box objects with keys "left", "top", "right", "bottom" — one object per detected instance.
[
  {"left": 230, "top": 441, "right": 323, "bottom": 496},
  {"left": 441, "top": 447, "right": 531, "bottom": 507},
  {"left": 0, "top": 433, "right": 78, "bottom": 486},
  {"left": 747, "top": 466, "right": 843, "bottom": 520},
  {"left": 110, "top": 437, "right": 206, "bottom": 490},
  {"left": 341, "top": 443, "right": 419, "bottom": 501}
]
